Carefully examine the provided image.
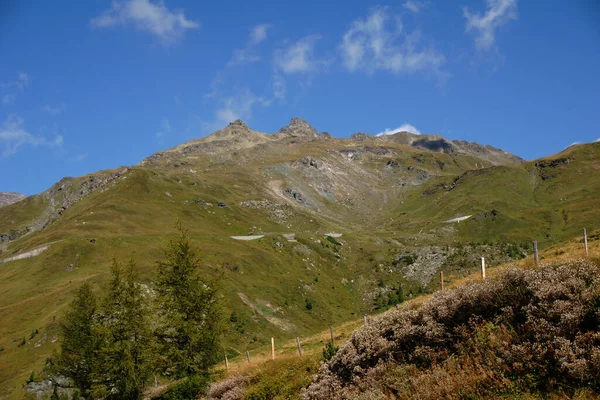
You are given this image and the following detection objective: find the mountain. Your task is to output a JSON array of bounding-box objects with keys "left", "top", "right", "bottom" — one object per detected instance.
[
  {"left": 0, "top": 192, "right": 26, "bottom": 207},
  {"left": 0, "top": 118, "right": 598, "bottom": 397}
]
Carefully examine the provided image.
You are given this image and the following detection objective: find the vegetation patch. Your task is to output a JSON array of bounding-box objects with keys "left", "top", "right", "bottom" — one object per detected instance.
[{"left": 305, "top": 259, "right": 600, "bottom": 399}]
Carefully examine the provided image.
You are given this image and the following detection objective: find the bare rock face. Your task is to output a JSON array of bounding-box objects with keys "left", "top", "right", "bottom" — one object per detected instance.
[
  {"left": 350, "top": 132, "right": 374, "bottom": 142},
  {"left": 0, "top": 192, "right": 26, "bottom": 207},
  {"left": 277, "top": 118, "right": 319, "bottom": 139}
]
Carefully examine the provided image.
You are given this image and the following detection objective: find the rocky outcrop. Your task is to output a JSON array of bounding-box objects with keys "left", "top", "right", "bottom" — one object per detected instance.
[
  {"left": 0, "top": 192, "right": 26, "bottom": 207},
  {"left": 276, "top": 118, "right": 319, "bottom": 139},
  {"left": 0, "top": 168, "right": 129, "bottom": 244}
]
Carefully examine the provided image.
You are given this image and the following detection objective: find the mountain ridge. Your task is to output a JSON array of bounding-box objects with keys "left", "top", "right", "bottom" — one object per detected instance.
[{"left": 144, "top": 117, "right": 523, "bottom": 167}]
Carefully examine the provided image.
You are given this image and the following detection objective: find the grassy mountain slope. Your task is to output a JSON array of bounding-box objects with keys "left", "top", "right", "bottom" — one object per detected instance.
[{"left": 0, "top": 120, "right": 598, "bottom": 397}]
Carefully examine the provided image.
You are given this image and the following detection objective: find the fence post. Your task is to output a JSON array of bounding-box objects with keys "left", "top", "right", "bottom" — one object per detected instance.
[
  {"left": 584, "top": 228, "right": 589, "bottom": 257},
  {"left": 440, "top": 271, "right": 444, "bottom": 290},
  {"left": 481, "top": 257, "right": 486, "bottom": 280},
  {"left": 246, "top": 350, "right": 251, "bottom": 364},
  {"left": 363, "top": 315, "right": 367, "bottom": 325},
  {"left": 271, "top": 337, "right": 275, "bottom": 360},
  {"left": 296, "top": 337, "right": 303, "bottom": 357},
  {"left": 330, "top": 326, "right": 334, "bottom": 347},
  {"left": 533, "top": 241, "right": 539, "bottom": 266},
  {"left": 225, "top": 354, "right": 229, "bottom": 370}
]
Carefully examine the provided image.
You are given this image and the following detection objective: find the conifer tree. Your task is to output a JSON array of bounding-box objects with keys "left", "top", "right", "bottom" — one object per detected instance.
[
  {"left": 155, "top": 224, "right": 222, "bottom": 378},
  {"left": 56, "top": 283, "right": 98, "bottom": 399},
  {"left": 93, "top": 260, "right": 152, "bottom": 399}
]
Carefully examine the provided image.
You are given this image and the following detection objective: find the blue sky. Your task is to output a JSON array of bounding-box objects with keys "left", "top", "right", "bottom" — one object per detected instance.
[{"left": 1, "top": 0, "right": 599, "bottom": 195}]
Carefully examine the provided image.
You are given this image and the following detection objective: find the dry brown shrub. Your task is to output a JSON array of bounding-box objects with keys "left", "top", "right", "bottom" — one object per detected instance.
[
  {"left": 304, "top": 260, "right": 600, "bottom": 399},
  {"left": 204, "top": 375, "right": 249, "bottom": 400}
]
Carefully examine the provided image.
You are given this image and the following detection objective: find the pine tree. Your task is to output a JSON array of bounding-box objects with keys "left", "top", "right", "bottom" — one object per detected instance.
[
  {"left": 93, "top": 260, "right": 152, "bottom": 399},
  {"left": 56, "top": 283, "right": 98, "bottom": 399},
  {"left": 155, "top": 224, "right": 222, "bottom": 378}
]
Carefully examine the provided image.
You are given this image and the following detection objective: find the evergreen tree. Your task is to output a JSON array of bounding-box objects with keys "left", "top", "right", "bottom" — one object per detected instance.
[
  {"left": 155, "top": 224, "right": 222, "bottom": 378},
  {"left": 93, "top": 260, "right": 152, "bottom": 399},
  {"left": 56, "top": 283, "right": 98, "bottom": 399}
]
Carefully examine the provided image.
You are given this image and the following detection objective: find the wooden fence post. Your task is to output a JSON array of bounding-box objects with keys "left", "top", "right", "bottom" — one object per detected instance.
[
  {"left": 296, "top": 337, "right": 303, "bottom": 357},
  {"left": 440, "top": 271, "right": 444, "bottom": 290},
  {"left": 481, "top": 257, "right": 486, "bottom": 280},
  {"left": 533, "top": 241, "right": 539, "bottom": 266},
  {"left": 271, "top": 337, "right": 275, "bottom": 360},
  {"left": 330, "top": 326, "right": 334, "bottom": 347},
  {"left": 363, "top": 315, "right": 367, "bottom": 325},
  {"left": 584, "top": 228, "right": 589, "bottom": 257},
  {"left": 246, "top": 350, "right": 251, "bottom": 364},
  {"left": 224, "top": 354, "right": 229, "bottom": 370}
]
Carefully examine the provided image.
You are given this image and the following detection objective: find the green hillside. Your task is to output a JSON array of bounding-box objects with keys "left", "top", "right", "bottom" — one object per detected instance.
[{"left": 1, "top": 122, "right": 598, "bottom": 397}]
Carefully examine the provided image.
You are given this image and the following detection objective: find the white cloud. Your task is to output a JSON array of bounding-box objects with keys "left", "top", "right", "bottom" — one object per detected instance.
[
  {"left": 201, "top": 88, "right": 269, "bottom": 134},
  {"left": 1, "top": 72, "right": 30, "bottom": 105},
  {"left": 91, "top": 0, "right": 199, "bottom": 44},
  {"left": 376, "top": 123, "right": 421, "bottom": 136},
  {"left": 340, "top": 8, "right": 445, "bottom": 75},
  {"left": 227, "top": 49, "right": 261, "bottom": 67},
  {"left": 464, "top": 0, "right": 518, "bottom": 51},
  {"left": 403, "top": 1, "right": 423, "bottom": 13},
  {"left": 41, "top": 103, "right": 66, "bottom": 115},
  {"left": 274, "top": 35, "right": 327, "bottom": 74},
  {"left": 227, "top": 24, "right": 271, "bottom": 67},
  {"left": 74, "top": 153, "right": 88, "bottom": 162},
  {"left": 0, "top": 72, "right": 29, "bottom": 90},
  {"left": 215, "top": 88, "right": 268, "bottom": 125},
  {"left": 0, "top": 115, "right": 63, "bottom": 156},
  {"left": 272, "top": 74, "right": 286, "bottom": 100},
  {"left": 250, "top": 24, "right": 270, "bottom": 45},
  {"left": 155, "top": 117, "right": 172, "bottom": 140},
  {"left": 596, "top": 138, "right": 600, "bottom": 142}
]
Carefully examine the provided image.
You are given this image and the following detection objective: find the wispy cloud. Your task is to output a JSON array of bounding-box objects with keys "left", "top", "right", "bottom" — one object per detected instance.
[
  {"left": 250, "top": 24, "right": 270, "bottom": 45},
  {"left": 0, "top": 72, "right": 30, "bottom": 90},
  {"left": 403, "top": 1, "right": 423, "bottom": 13},
  {"left": 227, "top": 24, "right": 271, "bottom": 67},
  {"left": 376, "top": 123, "right": 421, "bottom": 136},
  {"left": 1, "top": 72, "right": 30, "bottom": 105},
  {"left": 2, "top": 94, "right": 14, "bottom": 105},
  {"left": 74, "top": 153, "right": 88, "bottom": 162},
  {"left": 274, "top": 35, "right": 328, "bottom": 74},
  {"left": 201, "top": 88, "right": 269, "bottom": 134},
  {"left": 272, "top": 74, "right": 286, "bottom": 100},
  {"left": 340, "top": 8, "right": 445, "bottom": 76},
  {"left": 0, "top": 114, "right": 63, "bottom": 156},
  {"left": 155, "top": 117, "right": 172, "bottom": 141},
  {"left": 463, "top": 0, "right": 518, "bottom": 51},
  {"left": 215, "top": 88, "right": 268, "bottom": 124},
  {"left": 41, "top": 103, "right": 66, "bottom": 115},
  {"left": 91, "top": 0, "right": 199, "bottom": 44}
]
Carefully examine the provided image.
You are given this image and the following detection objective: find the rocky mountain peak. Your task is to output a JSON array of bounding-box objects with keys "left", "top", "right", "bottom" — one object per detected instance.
[
  {"left": 228, "top": 119, "right": 248, "bottom": 128},
  {"left": 0, "top": 192, "right": 26, "bottom": 207},
  {"left": 278, "top": 118, "right": 319, "bottom": 139}
]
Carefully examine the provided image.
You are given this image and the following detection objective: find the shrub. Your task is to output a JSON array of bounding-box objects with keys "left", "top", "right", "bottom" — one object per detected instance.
[
  {"left": 322, "top": 341, "right": 339, "bottom": 362},
  {"left": 160, "top": 375, "right": 209, "bottom": 400},
  {"left": 206, "top": 375, "right": 249, "bottom": 400},
  {"left": 304, "top": 260, "right": 600, "bottom": 399}
]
